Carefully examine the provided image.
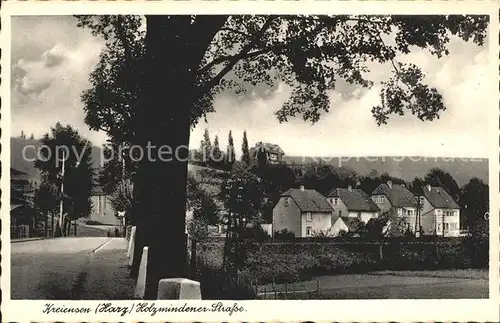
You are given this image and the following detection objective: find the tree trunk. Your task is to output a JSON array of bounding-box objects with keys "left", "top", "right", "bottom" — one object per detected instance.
[{"left": 130, "top": 16, "right": 215, "bottom": 299}]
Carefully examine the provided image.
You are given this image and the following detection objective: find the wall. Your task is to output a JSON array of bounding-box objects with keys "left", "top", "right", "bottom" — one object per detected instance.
[
  {"left": 301, "top": 212, "right": 332, "bottom": 237},
  {"left": 348, "top": 211, "right": 378, "bottom": 224},
  {"left": 327, "top": 196, "right": 348, "bottom": 222},
  {"left": 330, "top": 217, "right": 349, "bottom": 236},
  {"left": 371, "top": 194, "right": 392, "bottom": 212},
  {"left": 89, "top": 195, "right": 119, "bottom": 226},
  {"left": 272, "top": 197, "right": 302, "bottom": 236},
  {"left": 435, "top": 208, "right": 460, "bottom": 237}
]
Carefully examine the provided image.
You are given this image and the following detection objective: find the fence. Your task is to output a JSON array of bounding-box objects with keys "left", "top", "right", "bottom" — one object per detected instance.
[{"left": 253, "top": 278, "right": 321, "bottom": 300}]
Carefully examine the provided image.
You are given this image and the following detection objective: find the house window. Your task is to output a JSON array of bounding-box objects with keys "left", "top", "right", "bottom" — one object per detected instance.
[
  {"left": 407, "top": 210, "right": 414, "bottom": 216},
  {"left": 306, "top": 226, "right": 312, "bottom": 236},
  {"left": 397, "top": 208, "right": 403, "bottom": 217},
  {"left": 284, "top": 197, "right": 289, "bottom": 207},
  {"left": 306, "top": 212, "right": 313, "bottom": 222},
  {"left": 333, "top": 198, "right": 339, "bottom": 206},
  {"left": 436, "top": 209, "right": 442, "bottom": 215},
  {"left": 357, "top": 212, "right": 361, "bottom": 219},
  {"left": 379, "top": 196, "right": 385, "bottom": 204},
  {"left": 419, "top": 196, "right": 425, "bottom": 205},
  {"left": 444, "top": 223, "right": 449, "bottom": 231},
  {"left": 437, "top": 223, "right": 442, "bottom": 232},
  {"left": 339, "top": 210, "right": 342, "bottom": 217}
]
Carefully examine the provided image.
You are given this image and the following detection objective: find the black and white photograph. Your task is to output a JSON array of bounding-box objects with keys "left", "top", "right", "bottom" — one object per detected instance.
[{"left": 3, "top": 1, "right": 498, "bottom": 322}]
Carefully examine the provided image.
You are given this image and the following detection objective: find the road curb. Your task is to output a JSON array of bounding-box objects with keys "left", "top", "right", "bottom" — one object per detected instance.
[
  {"left": 92, "top": 238, "right": 113, "bottom": 253},
  {"left": 11, "top": 237, "right": 50, "bottom": 243}
]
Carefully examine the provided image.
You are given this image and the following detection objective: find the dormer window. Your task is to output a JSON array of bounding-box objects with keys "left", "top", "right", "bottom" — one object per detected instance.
[
  {"left": 284, "top": 197, "right": 290, "bottom": 207},
  {"left": 333, "top": 198, "right": 339, "bottom": 206}
]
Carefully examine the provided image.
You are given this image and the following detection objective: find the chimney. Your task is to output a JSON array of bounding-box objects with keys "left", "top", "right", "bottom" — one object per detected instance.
[
  {"left": 427, "top": 184, "right": 431, "bottom": 192},
  {"left": 387, "top": 180, "right": 392, "bottom": 189},
  {"left": 300, "top": 185, "right": 305, "bottom": 191},
  {"left": 348, "top": 185, "right": 352, "bottom": 192}
]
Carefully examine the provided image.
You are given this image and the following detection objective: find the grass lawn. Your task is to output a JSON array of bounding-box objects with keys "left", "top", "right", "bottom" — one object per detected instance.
[
  {"left": 370, "top": 269, "right": 488, "bottom": 280},
  {"left": 257, "top": 269, "right": 488, "bottom": 299}
]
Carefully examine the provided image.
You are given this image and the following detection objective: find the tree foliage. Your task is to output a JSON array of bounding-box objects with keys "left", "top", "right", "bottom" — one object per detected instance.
[
  {"left": 109, "top": 178, "right": 134, "bottom": 224},
  {"left": 186, "top": 174, "right": 220, "bottom": 226},
  {"left": 241, "top": 130, "right": 251, "bottom": 166},
  {"left": 424, "top": 167, "right": 460, "bottom": 201},
  {"left": 77, "top": 15, "right": 488, "bottom": 142},
  {"left": 459, "top": 177, "right": 489, "bottom": 230},
  {"left": 226, "top": 130, "right": 236, "bottom": 166},
  {"left": 34, "top": 123, "right": 94, "bottom": 222}
]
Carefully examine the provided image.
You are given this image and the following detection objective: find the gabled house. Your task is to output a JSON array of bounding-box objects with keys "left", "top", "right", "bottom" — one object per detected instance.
[
  {"left": 250, "top": 142, "right": 285, "bottom": 165},
  {"left": 327, "top": 186, "right": 380, "bottom": 236},
  {"left": 417, "top": 184, "right": 461, "bottom": 237},
  {"left": 371, "top": 181, "right": 416, "bottom": 223},
  {"left": 327, "top": 186, "right": 380, "bottom": 223},
  {"left": 272, "top": 186, "right": 333, "bottom": 237}
]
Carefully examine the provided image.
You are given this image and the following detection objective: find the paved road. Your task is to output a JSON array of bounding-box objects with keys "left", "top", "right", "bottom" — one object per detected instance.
[{"left": 11, "top": 237, "right": 134, "bottom": 299}]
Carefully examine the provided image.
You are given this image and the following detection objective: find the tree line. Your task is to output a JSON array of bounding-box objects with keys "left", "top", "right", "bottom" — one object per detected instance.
[{"left": 191, "top": 129, "right": 254, "bottom": 169}]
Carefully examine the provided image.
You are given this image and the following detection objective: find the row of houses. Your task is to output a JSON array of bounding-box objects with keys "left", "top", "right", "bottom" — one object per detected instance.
[{"left": 272, "top": 180, "right": 461, "bottom": 238}]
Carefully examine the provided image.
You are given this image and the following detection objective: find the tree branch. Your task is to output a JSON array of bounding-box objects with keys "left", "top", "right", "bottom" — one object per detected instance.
[
  {"left": 220, "top": 26, "right": 252, "bottom": 38},
  {"left": 196, "top": 16, "right": 277, "bottom": 96}
]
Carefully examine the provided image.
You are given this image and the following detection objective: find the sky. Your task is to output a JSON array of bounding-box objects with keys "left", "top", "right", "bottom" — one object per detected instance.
[{"left": 11, "top": 16, "right": 491, "bottom": 159}]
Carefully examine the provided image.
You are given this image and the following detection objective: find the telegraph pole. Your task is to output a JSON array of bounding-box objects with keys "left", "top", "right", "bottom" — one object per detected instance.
[
  {"left": 59, "top": 150, "right": 66, "bottom": 236},
  {"left": 415, "top": 196, "right": 421, "bottom": 238}
]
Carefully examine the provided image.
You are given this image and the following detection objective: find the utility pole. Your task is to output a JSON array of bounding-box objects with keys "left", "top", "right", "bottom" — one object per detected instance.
[
  {"left": 414, "top": 196, "right": 421, "bottom": 238},
  {"left": 59, "top": 150, "right": 65, "bottom": 236}
]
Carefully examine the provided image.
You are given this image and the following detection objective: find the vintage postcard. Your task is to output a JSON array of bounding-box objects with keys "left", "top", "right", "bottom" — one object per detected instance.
[{"left": 1, "top": 0, "right": 499, "bottom": 322}]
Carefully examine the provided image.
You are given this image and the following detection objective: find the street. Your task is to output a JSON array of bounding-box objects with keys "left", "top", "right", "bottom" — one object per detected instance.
[{"left": 11, "top": 237, "right": 135, "bottom": 300}]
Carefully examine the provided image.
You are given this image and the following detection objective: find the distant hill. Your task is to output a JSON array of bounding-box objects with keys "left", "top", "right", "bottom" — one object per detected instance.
[
  {"left": 283, "top": 156, "right": 488, "bottom": 187},
  {"left": 10, "top": 137, "right": 103, "bottom": 179},
  {"left": 10, "top": 137, "right": 223, "bottom": 188},
  {"left": 11, "top": 137, "right": 487, "bottom": 188}
]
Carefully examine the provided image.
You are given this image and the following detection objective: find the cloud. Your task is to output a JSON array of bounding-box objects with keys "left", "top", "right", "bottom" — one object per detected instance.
[
  {"left": 190, "top": 35, "right": 489, "bottom": 159},
  {"left": 11, "top": 37, "right": 105, "bottom": 145},
  {"left": 41, "top": 45, "right": 66, "bottom": 68}
]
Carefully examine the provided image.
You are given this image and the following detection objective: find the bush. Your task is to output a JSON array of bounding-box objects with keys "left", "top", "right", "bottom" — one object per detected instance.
[
  {"left": 242, "top": 225, "right": 270, "bottom": 242},
  {"left": 197, "top": 264, "right": 256, "bottom": 300},
  {"left": 85, "top": 220, "right": 105, "bottom": 225},
  {"left": 273, "top": 229, "right": 295, "bottom": 241}
]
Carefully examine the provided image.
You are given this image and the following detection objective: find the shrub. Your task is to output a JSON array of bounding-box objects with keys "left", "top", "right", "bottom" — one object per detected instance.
[
  {"left": 197, "top": 263, "right": 256, "bottom": 300},
  {"left": 273, "top": 229, "right": 295, "bottom": 241},
  {"left": 85, "top": 220, "right": 105, "bottom": 225},
  {"left": 242, "top": 225, "right": 270, "bottom": 242}
]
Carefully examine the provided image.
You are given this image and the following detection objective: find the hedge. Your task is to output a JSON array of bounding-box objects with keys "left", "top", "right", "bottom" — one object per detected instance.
[{"left": 196, "top": 236, "right": 488, "bottom": 292}]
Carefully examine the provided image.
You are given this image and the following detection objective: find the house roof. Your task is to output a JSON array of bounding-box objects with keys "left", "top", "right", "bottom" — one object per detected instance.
[
  {"left": 327, "top": 188, "right": 380, "bottom": 212},
  {"left": 372, "top": 183, "right": 415, "bottom": 207},
  {"left": 338, "top": 216, "right": 365, "bottom": 232},
  {"left": 422, "top": 186, "right": 459, "bottom": 209},
  {"left": 281, "top": 188, "right": 333, "bottom": 213},
  {"left": 254, "top": 142, "right": 285, "bottom": 156}
]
